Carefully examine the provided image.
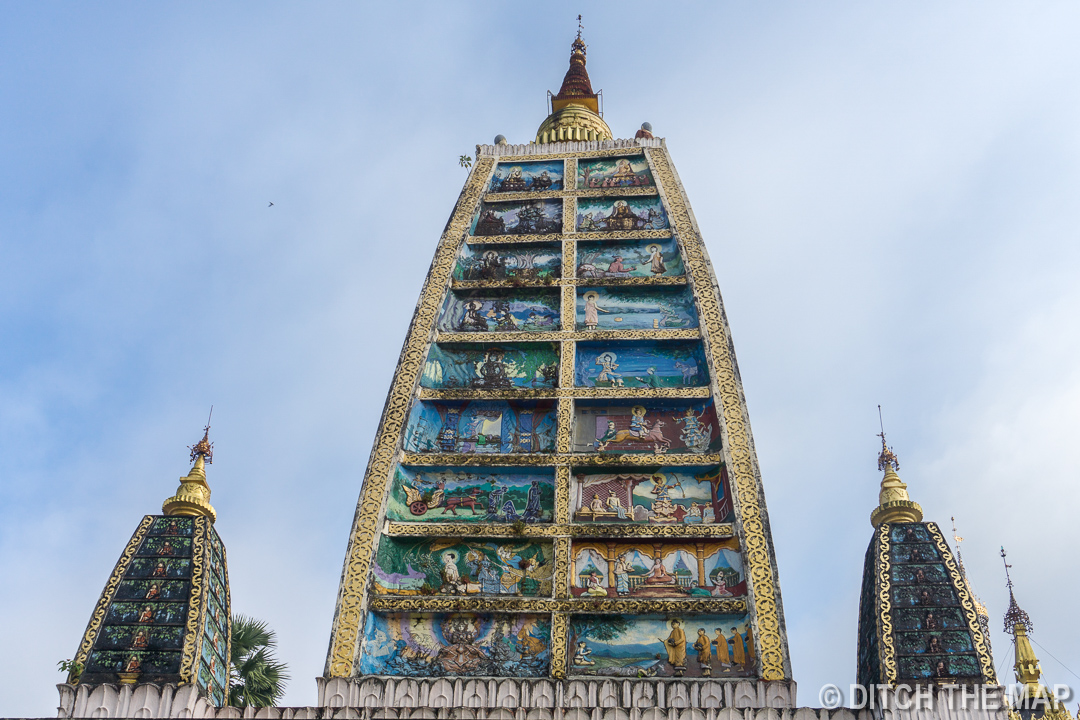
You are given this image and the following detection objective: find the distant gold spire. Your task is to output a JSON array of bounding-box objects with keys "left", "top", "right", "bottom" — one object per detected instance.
[
  {"left": 535, "top": 22, "right": 613, "bottom": 144},
  {"left": 162, "top": 411, "right": 217, "bottom": 522},
  {"left": 952, "top": 517, "right": 990, "bottom": 617},
  {"left": 869, "top": 409, "right": 923, "bottom": 526}
]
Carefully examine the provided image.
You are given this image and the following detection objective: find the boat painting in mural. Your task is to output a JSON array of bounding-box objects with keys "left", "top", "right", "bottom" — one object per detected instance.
[
  {"left": 571, "top": 466, "right": 733, "bottom": 525},
  {"left": 360, "top": 613, "right": 550, "bottom": 678},
  {"left": 576, "top": 238, "right": 683, "bottom": 279},
  {"left": 372, "top": 538, "right": 553, "bottom": 597},
  {"left": 571, "top": 541, "right": 744, "bottom": 599},
  {"left": 441, "top": 291, "right": 560, "bottom": 333},
  {"left": 387, "top": 466, "right": 556, "bottom": 523},
  {"left": 576, "top": 197, "right": 667, "bottom": 233},
  {"left": 573, "top": 401, "right": 721, "bottom": 455},
  {"left": 575, "top": 341, "right": 708, "bottom": 389},
  {"left": 576, "top": 156, "right": 654, "bottom": 189},
  {"left": 576, "top": 287, "right": 697, "bottom": 332},
  {"left": 454, "top": 244, "right": 562, "bottom": 283},
  {"left": 423, "top": 343, "right": 560, "bottom": 390},
  {"left": 568, "top": 614, "right": 755, "bottom": 678},
  {"left": 472, "top": 200, "right": 563, "bottom": 236},
  {"left": 404, "top": 401, "right": 557, "bottom": 454},
  {"left": 489, "top": 161, "right": 564, "bottom": 193}
]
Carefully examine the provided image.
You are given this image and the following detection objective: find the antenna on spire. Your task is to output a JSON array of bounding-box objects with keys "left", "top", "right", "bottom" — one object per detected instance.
[
  {"left": 1001, "top": 546, "right": 1013, "bottom": 590},
  {"left": 876, "top": 405, "right": 899, "bottom": 471},
  {"left": 577, "top": 14, "right": 584, "bottom": 40},
  {"left": 951, "top": 516, "right": 964, "bottom": 546},
  {"left": 188, "top": 406, "right": 215, "bottom": 464}
]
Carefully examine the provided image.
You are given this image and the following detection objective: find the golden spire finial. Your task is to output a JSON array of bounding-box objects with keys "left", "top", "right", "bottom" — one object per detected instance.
[
  {"left": 869, "top": 406, "right": 923, "bottom": 526},
  {"left": 1000, "top": 547, "right": 1058, "bottom": 710},
  {"left": 952, "top": 517, "right": 990, "bottom": 617},
  {"left": 534, "top": 21, "right": 612, "bottom": 144},
  {"left": 162, "top": 409, "right": 217, "bottom": 522}
]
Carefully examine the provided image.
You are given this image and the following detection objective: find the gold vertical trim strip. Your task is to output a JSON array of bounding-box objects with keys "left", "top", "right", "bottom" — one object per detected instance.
[
  {"left": 877, "top": 523, "right": 897, "bottom": 684},
  {"left": 563, "top": 196, "right": 577, "bottom": 236},
  {"left": 565, "top": 158, "right": 577, "bottom": 190},
  {"left": 554, "top": 536, "right": 571, "bottom": 600},
  {"left": 560, "top": 285, "right": 576, "bottom": 333},
  {"left": 647, "top": 146, "right": 787, "bottom": 680},
  {"left": 926, "top": 522, "right": 997, "bottom": 683},
  {"left": 555, "top": 465, "right": 571, "bottom": 525},
  {"left": 327, "top": 157, "right": 495, "bottom": 678},
  {"left": 179, "top": 516, "right": 208, "bottom": 684},
  {"left": 220, "top": 528, "right": 233, "bottom": 706},
  {"left": 556, "top": 398, "right": 574, "bottom": 454},
  {"left": 70, "top": 515, "right": 154, "bottom": 681},
  {"left": 550, "top": 612, "right": 569, "bottom": 679}
]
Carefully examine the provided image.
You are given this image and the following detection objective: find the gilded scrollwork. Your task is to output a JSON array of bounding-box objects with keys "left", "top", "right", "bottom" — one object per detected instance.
[
  {"left": 564, "top": 158, "right": 577, "bottom": 190},
  {"left": 562, "top": 197, "right": 576, "bottom": 236},
  {"left": 573, "top": 229, "right": 672, "bottom": 241},
  {"left": 556, "top": 398, "right": 573, "bottom": 454},
  {"left": 417, "top": 386, "right": 709, "bottom": 401},
  {"left": 327, "top": 157, "right": 496, "bottom": 678},
  {"left": 484, "top": 186, "right": 657, "bottom": 203},
  {"left": 560, "top": 285, "right": 575, "bottom": 333},
  {"left": 179, "top": 516, "right": 208, "bottom": 684},
  {"left": 436, "top": 329, "right": 700, "bottom": 343},
  {"left": 451, "top": 276, "right": 687, "bottom": 290},
  {"left": 876, "top": 522, "right": 897, "bottom": 684},
  {"left": 550, "top": 612, "right": 569, "bottom": 680},
  {"left": 70, "top": 515, "right": 154, "bottom": 682},
  {"left": 558, "top": 340, "right": 575, "bottom": 392},
  {"left": 575, "top": 276, "right": 687, "bottom": 287},
  {"left": 554, "top": 536, "right": 571, "bottom": 600},
  {"left": 399, "top": 451, "right": 724, "bottom": 467},
  {"left": 383, "top": 521, "right": 735, "bottom": 539},
  {"left": 555, "top": 465, "right": 571, "bottom": 525},
  {"left": 367, "top": 597, "right": 748, "bottom": 614},
  {"left": 489, "top": 147, "right": 646, "bottom": 163},
  {"left": 927, "top": 522, "right": 997, "bottom": 683},
  {"left": 467, "top": 234, "right": 564, "bottom": 246},
  {"left": 648, "top": 147, "right": 788, "bottom": 680}
]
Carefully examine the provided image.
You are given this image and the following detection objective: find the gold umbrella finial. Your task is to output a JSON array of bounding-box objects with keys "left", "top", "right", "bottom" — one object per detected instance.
[
  {"left": 869, "top": 406, "right": 922, "bottom": 527},
  {"left": 163, "top": 408, "right": 217, "bottom": 522},
  {"left": 189, "top": 406, "right": 214, "bottom": 464}
]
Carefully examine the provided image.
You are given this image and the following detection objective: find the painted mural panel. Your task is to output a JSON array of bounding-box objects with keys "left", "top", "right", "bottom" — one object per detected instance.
[
  {"left": 577, "top": 287, "right": 697, "bottom": 331},
  {"left": 84, "top": 649, "right": 181, "bottom": 679},
  {"left": 473, "top": 200, "right": 562, "bottom": 236},
  {"left": 373, "top": 538, "right": 553, "bottom": 596},
  {"left": 573, "top": 401, "right": 722, "bottom": 455},
  {"left": 577, "top": 156, "right": 654, "bottom": 189},
  {"left": 568, "top": 614, "right": 754, "bottom": 678},
  {"left": 490, "top": 161, "right": 564, "bottom": 193},
  {"left": 388, "top": 466, "right": 555, "bottom": 523},
  {"left": 360, "top": 613, "right": 550, "bottom": 677},
  {"left": 576, "top": 197, "right": 667, "bottom": 232},
  {"left": 571, "top": 466, "right": 733, "bottom": 525},
  {"left": 453, "top": 244, "right": 562, "bottom": 282},
  {"left": 423, "top": 343, "right": 559, "bottom": 390},
  {"left": 148, "top": 516, "right": 194, "bottom": 537},
  {"left": 404, "top": 401, "right": 557, "bottom": 454},
  {"left": 571, "top": 541, "right": 744, "bottom": 599},
  {"left": 439, "top": 290, "right": 560, "bottom": 333},
  {"left": 575, "top": 340, "right": 708, "bottom": 389},
  {"left": 576, "top": 238, "right": 683, "bottom": 279}
]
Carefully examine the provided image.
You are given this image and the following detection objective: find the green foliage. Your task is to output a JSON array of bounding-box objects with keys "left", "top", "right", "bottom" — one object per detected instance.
[
  {"left": 229, "top": 614, "right": 289, "bottom": 708},
  {"left": 58, "top": 659, "right": 84, "bottom": 679},
  {"left": 570, "top": 616, "right": 632, "bottom": 647},
  {"left": 459, "top": 155, "right": 473, "bottom": 169}
]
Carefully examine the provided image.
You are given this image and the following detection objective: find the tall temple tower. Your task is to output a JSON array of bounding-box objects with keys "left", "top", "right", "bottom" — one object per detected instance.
[{"left": 321, "top": 32, "right": 793, "bottom": 710}]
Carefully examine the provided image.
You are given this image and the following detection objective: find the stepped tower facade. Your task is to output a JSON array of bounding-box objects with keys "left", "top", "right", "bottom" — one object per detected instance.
[{"left": 321, "top": 34, "right": 793, "bottom": 710}]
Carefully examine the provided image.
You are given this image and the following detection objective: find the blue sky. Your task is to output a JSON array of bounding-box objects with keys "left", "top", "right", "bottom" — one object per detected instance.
[{"left": 2, "top": 1, "right": 1079, "bottom": 713}]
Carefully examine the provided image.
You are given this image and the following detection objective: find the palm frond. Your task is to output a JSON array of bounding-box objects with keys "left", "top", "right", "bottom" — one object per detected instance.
[{"left": 228, "top": 614, "right": 288, "bottom": 707}]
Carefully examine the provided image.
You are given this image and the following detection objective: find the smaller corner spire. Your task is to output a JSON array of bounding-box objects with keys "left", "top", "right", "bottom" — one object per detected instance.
[
  {"left": 869, "top": 407, "right": 923, "bottom": 527},
  {"left": 1000, "top": 547, "right": 1058, "bottom": 711},
  {"left": 163, "top": 409, "right": 217, "bottom": 522}
]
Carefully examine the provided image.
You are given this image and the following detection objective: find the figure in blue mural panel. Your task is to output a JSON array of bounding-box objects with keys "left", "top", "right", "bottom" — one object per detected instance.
[
  {"left": 576, "top": 239, "right": 683, "bottom": 279},
  {"left": 388, "top": 466, "right": 556, "bottom": 524},
  {"left": 454, "top": 244, "right": 562, "bottom": 282},
  {"left": 576, "top": 197, "right": 667, "bottom": 232},
  {"left": 423, "top": 343, "right": 559, "bottom": 390},
  {"left": 577, "top": 156, "right": 654, "bottom": 188},
  {"left": 575, "top": 341, "right": 708, "bottom": 389},
  {"left": 490, "top": 161, "right": 564, "bottom": 193},
  {"left": 372, "top": 538, "right": 553, "bottom": 597},
  {"left": 574, "top": 401, "right": 721, "bottom": 455},
  {"left": 441, "top": 291, "right": 560, "bottom": 333},
  {"left": 567, "top": 614, "right": 754, "bottom": 678},
  {"left": 473, "top": 200, "right": 563, "bottom": 236},
  {"left": 577, "top": 287, "right": 697, "bottom": 332},
  {"left": 360, "top": 613, "right": 550, "bottom": 677},
  {"left": 405, "top": 401, "right": 557, "bottom": 455},
  {"left": 572, "top": 466, "right": 734, "bottom": 525}
]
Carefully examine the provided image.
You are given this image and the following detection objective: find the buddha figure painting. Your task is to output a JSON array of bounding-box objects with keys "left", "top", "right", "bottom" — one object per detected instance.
[
  {"left": 577, "top": 287, "right": 697, "bottom": 332},
  {"left": 576, "top": 238, "right": 683, "bottom": 278},
  {"left": 576, "top": 197, "right": 667, "bottom": 233},
  {"left": 571, "top": 466, "right": 734, "bottom": 525},
  {"left": 359, "top": 613, "right": 550, "bottom": 678},
  {"left": 568, "top": 615, "right": 755, "bottom": 678},
  {"left": 454, "top": 244, "right": 562, "bottom": 283},
  {"left": 490, "top": 160, "right": 564, "bottom": 193},
  {"left": 388, "top": 466, "right": 555, "bottom": 523},
  {"left": 575, "top": 341, "right": 708, "bottom": 389},
  {"left": 473, "top": 200, "right": 563, "bottom": 236},
  {"left": 573, "top": 402, "right": 721, "bottom": 455},
  {"left": 440, "top": 291, "right": 560, "bottom": 333},
  {"left": 423, "top": 343, "right": 559, "bottom": 390},
  {"left": 577, "top": 156, "right": 654, "bottom": 188},
  {"left": 571, "top": 541, "right": 745, "bottom": 599},
  {"left": 372, "top": 538, "right": 553, "bottom": 597}
]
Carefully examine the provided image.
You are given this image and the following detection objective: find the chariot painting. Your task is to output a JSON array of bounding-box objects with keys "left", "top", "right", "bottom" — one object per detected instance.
[
  {"left": 571, "top": 465, "right": 733, "bottom": 525},
  {"left": 360, "top": 613, "right": 550, "bottom": 678},
  {"left": 576, "top": 197, "right": 667, "bottom": 233},
  {"left": 440, "top": 291, "right": 560, "bottom": 333},
  {"left": 576, "top": 238, "right": 683, "bottom": 279},
  {"left": 472, "top": 200, "right": 562, "bottom": 236},
  {"left": 573, "top": 401, "right": 722, "bottom": 455},
  {"left": 387, "top": 466, "right": 556, "bottom": 523},
  {"left": 423, "top": 343, "right": 560, "bottom": 390},
  {"left": 489, "top": 160, "right": 564, "bottom": 193},
  {"left": 568, "top": 614, "right": 754, "bottom": 678},
  {"left": 576, "top": 287, "right": 697, "bottom": 332},
  {"left": 373, "top": 538, "right": 553, "bottom": 597},
  {"left": 571, "top": 540, "right": 744, "bottom": 599},
  {"left": 576, "top": 156, "right": 654, "bottom": 189},
  {"left": 575, "top": 340, "right": 708, "bottom": 388},
  {"left": 454, "top": 244, "right": 562, "bottom": 283},
  {"left": 404, "top": 401, "right": 557, "bottom": 454}
]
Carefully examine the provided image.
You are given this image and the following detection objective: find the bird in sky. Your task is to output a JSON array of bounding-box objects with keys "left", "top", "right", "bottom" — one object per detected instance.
[{"left": 268, "top": 202, "right": 274, "bottom": 207}]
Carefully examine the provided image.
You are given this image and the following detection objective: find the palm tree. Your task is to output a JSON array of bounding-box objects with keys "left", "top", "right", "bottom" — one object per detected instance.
[{"left": 228, "top": 614, "right": 289, "bottom": 707}]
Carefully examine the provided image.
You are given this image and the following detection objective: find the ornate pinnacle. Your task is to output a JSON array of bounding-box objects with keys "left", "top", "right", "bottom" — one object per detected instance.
[
  {"left": 876, "top": 405, "right": 899, "bottom": 471},
  {"left": 163, "top": 410, "right": 217, "bottom": 522},
  {"left": 1001, "top": 547, "right": 1034, "bottom": 634},
  {"left": 188, "top": 407, "right": 214, "bottom": 464}
]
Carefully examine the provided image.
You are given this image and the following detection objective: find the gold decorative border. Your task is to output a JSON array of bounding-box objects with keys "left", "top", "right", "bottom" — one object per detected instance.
[
  {"left": 220, "top": 527, "right": 233, "bottom": 707},
  {"left": 554, "top": 536, "right": 571, "bottom": 600},
  {"left": 550, "top": 612, "right": 569, "bottom": 679},
  {"left": 555, "top": 466, "right": 571, "bottom": 525},
  {"left": 574, "top": 276, "right": 687, "bottom": 287},
  {"left": 437, "top": 329, "right": 700, "bottom": 342},
  {"left": 368, "top": 597, "right": 748, "bottom": 614},
  {"left": 400, "top": 452, "right": 725, "bottom": 467},
  {"left": 418, "top": 386, "right": 710, "bottom": 401},
  {"left": 384, "top": 521, "right": 735, "bottom": 539},
  {"left": 467, "top": 234, "right": 565, "bottom": 246},
  {"left": 179, "top": 516, "right": 208, "bottom": 684},
  {"left": 490, "top": 147, "right": 645, "bottom": 163},
  {"left": 465, "top": 230, "right": 673, "bottom": 245},
  {"left": 326, "top": 157, "right": 496, "bottom": 678},
  {"left": 876, "top": 522, "right": 897, "bottom": 684},
  {"left": 484, "top": 186, "right": 657, "bottom": 202},
  {"left": 70, "top": 515, "right": 154, "bottom": 682},
  {"left": 648, "top": 147, "right": 787, "bottom": 680},
  {"left": 562, "top": 197, "right": 577, "bottom": 237},
  {"left": 573, "top": 229, "right": 672, "bottom": 241},
  {"left": 926, "top": 522, "right": 997, "bottom": 684},
  {"left": 450, "top": 277, "right": 687, "bottom": 289}
]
